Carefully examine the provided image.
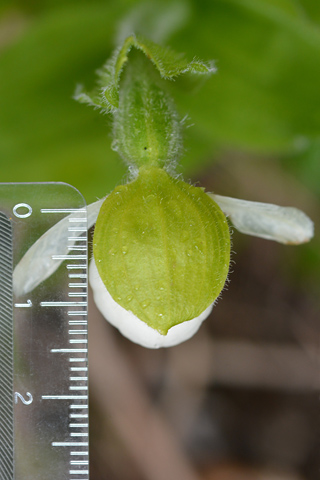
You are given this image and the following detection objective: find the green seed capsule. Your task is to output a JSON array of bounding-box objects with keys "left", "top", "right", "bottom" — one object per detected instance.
[{"left": 93, "top": 166, "right": 230, "bottom": 335}]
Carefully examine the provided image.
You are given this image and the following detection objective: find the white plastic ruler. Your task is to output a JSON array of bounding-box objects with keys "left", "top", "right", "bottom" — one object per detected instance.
[{"left": 0, "top": 183, "right": 89, "bottom": 480}]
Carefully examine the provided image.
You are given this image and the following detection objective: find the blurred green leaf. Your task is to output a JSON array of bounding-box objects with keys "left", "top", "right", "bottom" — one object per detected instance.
[
  {"left": 1, "top": 0, "right": 320, "bottom": 202},
  {"left": 0, "top": 2, "right": 132, "bottom": 201},
  {"left": 172, "top": 0, "right": 320, "bottom": 153},
  {"left": 282, "top": 136, "right": 320, "bottom": 195}
]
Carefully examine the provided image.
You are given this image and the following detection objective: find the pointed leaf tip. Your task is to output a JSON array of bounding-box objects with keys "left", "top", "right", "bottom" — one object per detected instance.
[{"left": 74, "top": 34, "right": 215, "bottom": 115}]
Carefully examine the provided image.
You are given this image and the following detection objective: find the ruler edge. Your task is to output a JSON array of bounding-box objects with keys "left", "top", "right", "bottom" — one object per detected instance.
[{"left": 0, "top": 211, "right": 14, "bottom": 480}]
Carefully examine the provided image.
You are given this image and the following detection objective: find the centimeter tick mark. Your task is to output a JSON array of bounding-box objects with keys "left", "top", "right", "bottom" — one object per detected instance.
[
  {"left": 51, "top": 348, "right": 88, "bottom": 353},
  {"left": 41, "top": 208, "right": 86, "bottom": 213},
  {"left": 68, "top": 227, "right": 87, "bottom": 232},
  {"left": 52, "top": 442, "right": 88, "bottom": 447},
  {"left": 52, "top": 255, "right": 86, "bottom": 260},
  {"left": 68, "top": 218, "right": 86, "bottom": 223},
  {"left": 69, "top": 424, "right": 89, "bottom": 428},
  {"left": 67, "top": 264, "right": 87, "bottom": 269},
  {"left": 68, "top": 310, "right": 88, "bottom": 314},
  {"left": 41, "top": 301, "right": 87, "bottom": 307},
  {"left": 42, "top": 395, "right": 88, "bottom": 400}
]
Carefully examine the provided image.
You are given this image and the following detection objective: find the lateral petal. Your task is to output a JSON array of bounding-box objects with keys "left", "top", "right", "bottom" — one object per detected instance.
[
  {"left": 209, "top": 193, "right": 314, "bottom": 245},
  {"left": 13, "top": 198, "right": 104, "bottom": 296}
]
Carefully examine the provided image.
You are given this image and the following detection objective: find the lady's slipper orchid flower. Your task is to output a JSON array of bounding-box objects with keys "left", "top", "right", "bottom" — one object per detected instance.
[
  {"left": 12, "top": 35, "right": 314, "bottom": 348},
  {"left": 12, "top": 181, "right": 314, "bottom": 348}
]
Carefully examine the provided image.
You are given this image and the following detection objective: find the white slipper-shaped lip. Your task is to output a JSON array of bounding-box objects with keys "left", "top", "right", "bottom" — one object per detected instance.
[{"left": 89, "top": 258, "right": 213, "bottom": 349}]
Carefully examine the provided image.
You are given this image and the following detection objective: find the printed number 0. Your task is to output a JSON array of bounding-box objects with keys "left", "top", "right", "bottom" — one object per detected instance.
[
  {"left": 13, "top": 203, "right": 32, "bottom": 218},
  {"left": 14, "top": 392, "right": 33, "bottom": 405}
]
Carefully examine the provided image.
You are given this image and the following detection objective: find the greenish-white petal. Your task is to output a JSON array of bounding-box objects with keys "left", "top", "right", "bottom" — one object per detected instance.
[
  {"left": 13, "top": 198, "right": 104, "bottom": 297},
  {"left": 210, "top": 193, "right": 314, "bottom": 245},
  {"left": 93, "top": 167, "right": 230, "bottom": 335}
]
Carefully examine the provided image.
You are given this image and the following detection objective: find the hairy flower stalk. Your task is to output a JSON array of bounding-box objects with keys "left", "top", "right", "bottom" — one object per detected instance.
[{"left": 13, "top": 34, "right": 314, "bottom": 348}]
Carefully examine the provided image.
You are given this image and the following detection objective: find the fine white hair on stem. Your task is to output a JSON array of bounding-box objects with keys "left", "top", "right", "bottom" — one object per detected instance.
[
  {"left": 89, "top": 258, "right": 213, "bottom": 349},
  {"left": 209, "top": 194, "right": 314, "bottom": 245},
  {"left": 13, "top": 198, "right": 104, "bottom": 297}
]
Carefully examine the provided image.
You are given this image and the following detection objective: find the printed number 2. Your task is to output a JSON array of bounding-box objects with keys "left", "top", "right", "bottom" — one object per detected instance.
[{"left": 14, "top": 392, "right": 33, "bottom": 405}]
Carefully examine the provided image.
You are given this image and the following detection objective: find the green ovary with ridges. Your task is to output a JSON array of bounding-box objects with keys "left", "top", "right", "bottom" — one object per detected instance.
[{"left": 93, "top": 166, "right": 230, "bottom": 335}]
